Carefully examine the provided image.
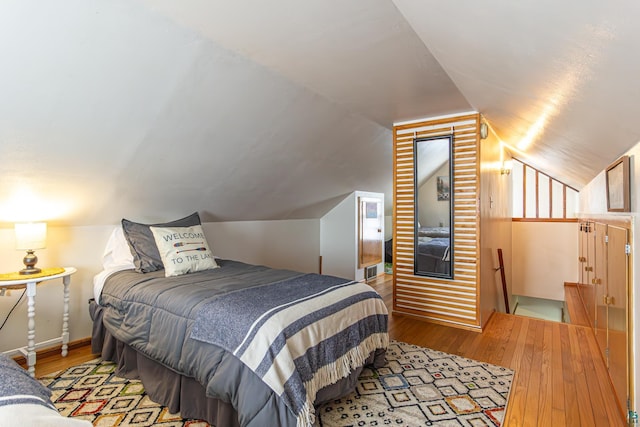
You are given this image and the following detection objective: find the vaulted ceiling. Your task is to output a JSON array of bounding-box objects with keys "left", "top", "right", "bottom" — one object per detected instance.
[{"left": 1, "top": 0, "right": 638, "bottom": 226}]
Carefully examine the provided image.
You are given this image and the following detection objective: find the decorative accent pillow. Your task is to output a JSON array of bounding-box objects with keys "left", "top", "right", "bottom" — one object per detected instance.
[
  {"left": 150, "top": 225, "right": 218, "bottom": 277},
  {"left": 122, "top": 212, "right": 201, "bottom": 273}
]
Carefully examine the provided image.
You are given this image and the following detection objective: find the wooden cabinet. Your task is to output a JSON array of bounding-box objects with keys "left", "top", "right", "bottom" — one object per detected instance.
[
  {"left": 607, "top": 224, "right": 630, "bottom": 410},
  {"left": 578, "top": 221, "right": 596, "bottom": 326},
  {"left": 577, "top": 218, "right": 630, "bottom": 416}
]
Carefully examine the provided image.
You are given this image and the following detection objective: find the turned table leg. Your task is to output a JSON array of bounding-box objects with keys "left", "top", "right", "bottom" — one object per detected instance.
[
  {"left": 26, "top": 281, "right": 36, "bottom": 377},
  {"left": 61, "top": 275, "right": 70, "bottom": 357}
]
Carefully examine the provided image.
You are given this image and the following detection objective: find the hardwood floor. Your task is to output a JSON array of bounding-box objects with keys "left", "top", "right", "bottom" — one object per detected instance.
[
  {"left": 16, "top": 339, "right": 97, "bottom": 378},
  {"left": 564, "top": 283, "right": 592, "bottom": 327},
  {"left": 367, "top": 275, "right": 626, "bottom": 427},
  {"left": 30, "top": 274, "right": 626, "bottom": 427}
]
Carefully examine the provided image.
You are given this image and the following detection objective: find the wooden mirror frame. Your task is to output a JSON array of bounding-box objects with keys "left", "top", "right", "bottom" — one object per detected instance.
[{"left": 606, "top": 155, "right": 630, "bottom": 212}]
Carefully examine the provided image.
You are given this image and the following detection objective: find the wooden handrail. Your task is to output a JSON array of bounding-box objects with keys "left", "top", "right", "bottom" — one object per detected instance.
[{"left": 496, "top": 248, "right": 509, "bottom": 314}]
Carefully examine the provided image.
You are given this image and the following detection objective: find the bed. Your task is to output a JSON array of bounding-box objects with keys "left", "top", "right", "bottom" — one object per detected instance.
[
  {"left": 90, "top": 214, "right": 388, "bottom": 427},
  {"left": 416, "top": 236, "right": 450, "bottom": 274},
  {"left": 417, "top": 226, "right": 450, "bottom": 239},
  {"left": 0, "top": 353, "right": 91, "bottom": 427}
]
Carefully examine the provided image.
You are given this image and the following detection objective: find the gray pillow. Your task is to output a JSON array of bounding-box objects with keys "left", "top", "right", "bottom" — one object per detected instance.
[{"left": 121, "top": 212, "right": 201, "bottom": 273}]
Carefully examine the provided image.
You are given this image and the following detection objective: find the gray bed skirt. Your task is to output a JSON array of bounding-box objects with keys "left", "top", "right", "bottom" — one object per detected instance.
[
  {"left": 90, "top": 298, "right": 240, "bottom": 426},
  {"left": 89, "top": 299, "right": 383, "bottom": 427}
]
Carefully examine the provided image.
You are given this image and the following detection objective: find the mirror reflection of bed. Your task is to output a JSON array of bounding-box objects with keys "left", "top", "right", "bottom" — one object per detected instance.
[
  {"left": 414, "top": 135, "right": 452, "bottom": 278},
  {"left": 416, "top": 226, "right": 450, "bottom": 274}
]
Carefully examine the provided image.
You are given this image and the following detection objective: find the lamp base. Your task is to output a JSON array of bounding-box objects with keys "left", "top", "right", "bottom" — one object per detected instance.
[
  {"left": 20, "top": 250, "right": 41, "bottom": 275},
  {"left": 19, "top": 266, "right": 42, "bottom": 275}
]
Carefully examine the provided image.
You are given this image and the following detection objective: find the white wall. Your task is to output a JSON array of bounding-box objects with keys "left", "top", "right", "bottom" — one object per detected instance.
[
  {"left": 384, "top": 215, "right": 393, "bottom": 241},
  {"left": 417, "top": 162, "right": 450, "bottom": 227},
  {"left": 320, "top": 193, "right": 356, "bottom": 280},
  {"left": 0, "top": 1, "right": 396, "bottom": 227},
  {"left": 511, "top": 222, "right": 578, "bottom": 301},
  {"left": 0, "top": 219, "right": 321, "bottom": 354},
  {"left": 579, "top": 144, "right": 639, "bottom": 415},
  {"left": 0, "top": 225, "right": 111, "bottom": 353},
  {"left": 320, "top": 191, "right": 385, "bottom": 281},
  {"left": 203, "top": 219, "right": 320, "bottom": 273},
  {"left": 478, "top": 132, "right": 513, "bottom": 324}
]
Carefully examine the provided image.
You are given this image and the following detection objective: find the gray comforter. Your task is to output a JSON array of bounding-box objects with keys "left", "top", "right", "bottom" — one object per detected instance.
[{"left": 99, "top": 259, "right": 388, "bottom": 427}]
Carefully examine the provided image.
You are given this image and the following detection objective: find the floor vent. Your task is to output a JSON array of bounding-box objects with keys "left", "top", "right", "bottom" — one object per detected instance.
[{"left": 365, "top": 265, "right": 377, "bottom": 281}]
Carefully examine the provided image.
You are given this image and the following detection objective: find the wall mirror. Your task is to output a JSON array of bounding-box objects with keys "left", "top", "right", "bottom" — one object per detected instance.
[{"left": 414, "top": 134, "right": 453, "bottom": 278}]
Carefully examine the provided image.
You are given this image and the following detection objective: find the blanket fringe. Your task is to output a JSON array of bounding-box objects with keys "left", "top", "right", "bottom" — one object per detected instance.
[{"left": 296, "top": 332, "right": 389, "bottom": 427}]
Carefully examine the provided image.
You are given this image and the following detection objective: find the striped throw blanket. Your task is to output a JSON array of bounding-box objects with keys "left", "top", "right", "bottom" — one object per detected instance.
[
  {"left": 0, "top": 353, "right": 55, "bottom": 410},
  {"left": 190, "top": 273, "right": 388, "bottom": 427}
]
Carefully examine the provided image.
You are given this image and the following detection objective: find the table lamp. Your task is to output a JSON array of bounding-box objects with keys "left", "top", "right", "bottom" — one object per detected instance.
[{"left": 15, "top": 222, "right": 47, "bottom": 275}]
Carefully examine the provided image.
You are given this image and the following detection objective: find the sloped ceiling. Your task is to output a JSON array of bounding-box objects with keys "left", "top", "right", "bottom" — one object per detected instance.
[
  {"left": 1, "top": 0, "right": 638, "bottom": 226},
  {"left": 393, "top": 0, "right": 640, "bottom": 189}
]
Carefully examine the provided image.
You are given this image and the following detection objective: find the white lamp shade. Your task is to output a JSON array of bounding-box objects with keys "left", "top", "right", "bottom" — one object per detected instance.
[{"left": 15, "top": 222, "right": 47, "bottom": 250}]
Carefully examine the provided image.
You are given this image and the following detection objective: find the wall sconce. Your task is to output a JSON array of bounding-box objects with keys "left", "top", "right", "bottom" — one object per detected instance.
[
  {"left": 480, "top": 122, "right": 488, "bottom": 140},
  {"left": 500, "top": 160, "right": 513, "bottom": 175},
  {"left": 15, "top": 222, "right": 47, "bottom": 275}
]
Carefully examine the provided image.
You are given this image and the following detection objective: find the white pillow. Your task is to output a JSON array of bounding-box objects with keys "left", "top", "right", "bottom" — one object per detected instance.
[
  {"left": 150, "top": 225, "right": 218, "bottom": 277},
  {"left": 102, "top": 226, "right": 135, "bottom": 270}
]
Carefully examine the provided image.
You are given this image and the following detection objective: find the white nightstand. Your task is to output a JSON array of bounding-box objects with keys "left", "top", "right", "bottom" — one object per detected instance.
[{"left": 0, "top": 267, "right": 77, "bottom": 376}]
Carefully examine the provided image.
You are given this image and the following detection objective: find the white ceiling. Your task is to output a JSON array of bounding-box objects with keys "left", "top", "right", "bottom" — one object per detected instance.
[
  {"left": 0, "top": 0, "right": 638, "bottom": 226},
  {"left": 394, "top": 0, "right": 640, "bottom": 188}
]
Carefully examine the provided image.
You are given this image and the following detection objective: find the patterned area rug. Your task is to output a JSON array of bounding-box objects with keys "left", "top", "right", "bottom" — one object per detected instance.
[{"left": 39, "top": 340, "right": 513, "bottom": 426}]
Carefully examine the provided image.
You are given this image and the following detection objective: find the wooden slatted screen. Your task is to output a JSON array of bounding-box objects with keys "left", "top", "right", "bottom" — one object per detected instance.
[{"left": 393, "top": 114, "right": 480, "bottom": 329}]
